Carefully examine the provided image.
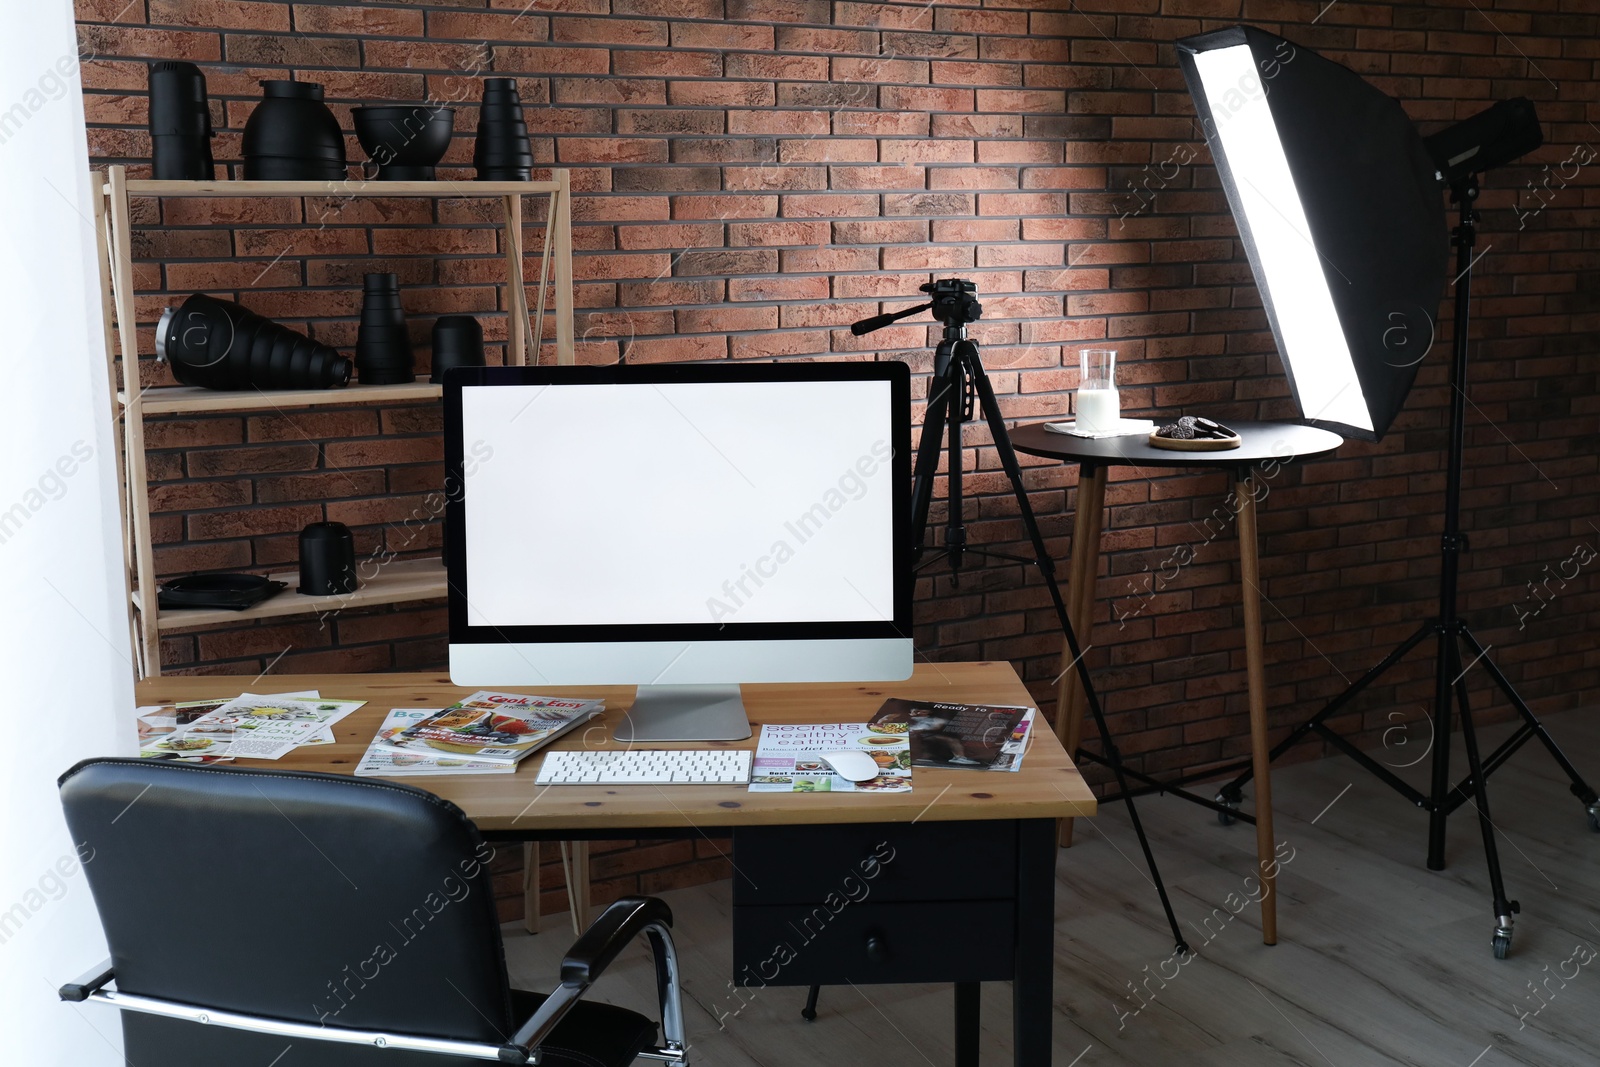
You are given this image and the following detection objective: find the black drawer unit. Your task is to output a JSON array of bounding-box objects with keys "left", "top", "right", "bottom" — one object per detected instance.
[
  {"left": 731, "top": 820, "right": 1018, "bottom": 906},
  {"left": 733, "top": 900, "right": 1016, "bottom": 987}
]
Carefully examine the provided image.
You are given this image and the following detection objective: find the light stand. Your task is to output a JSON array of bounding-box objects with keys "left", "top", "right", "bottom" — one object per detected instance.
[{"left": 1214, "top": 178, "right": 1600, "bottom": 958}]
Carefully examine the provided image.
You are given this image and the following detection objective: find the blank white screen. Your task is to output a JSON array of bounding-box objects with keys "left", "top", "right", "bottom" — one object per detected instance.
[{"left": 461, "top": 380, "right": 896, "bottom": 627}]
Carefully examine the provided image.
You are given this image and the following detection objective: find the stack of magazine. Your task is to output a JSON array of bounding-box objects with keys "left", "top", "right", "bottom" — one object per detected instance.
[
  {"left": 745, "top": 699, "right": 1037, "bottom": 794},
  {"left": 868, "top": 698, "right": 1036, "bottom": 772},
  {"left": 355, "top": 691, "right": 603, "bottom": 778},
  {"left": 749, "top": 722, "right": 914, "bottom": 793},
  {"left": 138, "top": 691, "right": 364, "bottom": 763}
]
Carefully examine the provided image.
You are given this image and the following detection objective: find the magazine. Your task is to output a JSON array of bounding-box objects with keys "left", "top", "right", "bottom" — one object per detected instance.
[
  {"left": 748, "top": 723, "right": 912, "bottom": 793},
  {"left": 138, "top": 704, "right": 235, "bottom": 764},
  {"left": 355, "top": 709, "right": 517, "bottom": 778},
  {"left": 868, "top": 698, "right": 1032, "bottom": 771},
  {"left": 375, "top": 691, "right": 604, "bottom": 766},
  {"left": 137, "top": 690, "right": 324, "bottom": 763},
  {"left": 139, "top": 693, "right": 364, "bottom": 761},
  {"left": 993, "top": 707, "right": 1036, "bottom": 773}
]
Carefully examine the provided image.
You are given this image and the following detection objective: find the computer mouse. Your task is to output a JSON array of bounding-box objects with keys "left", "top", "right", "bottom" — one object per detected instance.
[{"left": 819, "top": 750, "right": 880, "bottom": 783}]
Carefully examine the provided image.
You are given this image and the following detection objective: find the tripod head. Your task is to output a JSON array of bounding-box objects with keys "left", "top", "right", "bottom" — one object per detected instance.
[
  {"left": 920, "top": 279, "right": 983, "bottom": 329},
  {"left": 850, "top": 278, "right": 984, "bottom": 336}
]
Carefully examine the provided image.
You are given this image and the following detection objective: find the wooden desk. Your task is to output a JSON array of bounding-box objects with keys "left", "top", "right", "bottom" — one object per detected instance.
[
  {"left": 1012, "top": 419, "right": 1343, "bottom": 948},
  {"left": 136, "top": 662, "right": 1093, "bottom": 1067}
]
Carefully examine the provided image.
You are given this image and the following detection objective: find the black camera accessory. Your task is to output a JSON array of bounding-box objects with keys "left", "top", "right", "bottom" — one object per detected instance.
[
  {"left": 473, "top": 78, "right": 534, "bottom": 181},
  {"left": 157, "top": 573, "right": 287, "bottom": 612},
  {"left": 356, "top": 273, "right": 415, "bottom": 384},
  {"left": 148, "top": 61, "right": 214, "bottom": 180},
  {"left": 353, "top": 104, "right": 455, "bottom": 181},
  {"left": 430, "top": 315, "right": 485, "bottom": 382},
  {"left": 298, "top": 522, "right": 358, "bottom": 597},
  {"left": 156, "top": 294, "right": 351, "bottom": 391},
  {"left": 242, "top": 80, "right": 346, "bottom": 181}
]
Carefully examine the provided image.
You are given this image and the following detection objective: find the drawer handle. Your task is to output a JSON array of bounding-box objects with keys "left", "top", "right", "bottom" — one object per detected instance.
[{"left": 864, "top": 932, "right": 890, "bottom": 965}]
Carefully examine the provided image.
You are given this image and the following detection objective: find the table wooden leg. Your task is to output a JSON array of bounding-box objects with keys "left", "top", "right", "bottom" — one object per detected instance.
[
  {"left": 1056, "top": 464, "right": 1106, "bottom": 848},
  {"left": 1234, "top": 473, "right": 1278, "bottom": 946},
  {"left": 521, "top": 842, "right": 541, "bottom": 934},
  {"left": 560, "top": 841, "right": 592, "bottom": 936}
]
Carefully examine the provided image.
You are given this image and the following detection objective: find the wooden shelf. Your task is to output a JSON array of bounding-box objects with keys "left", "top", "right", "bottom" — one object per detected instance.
[
  {"left": 121, "top": 382, "right": 443, "bottom": 415},
  {"left": 99, "top": 163, "right": 574, "bottom": 676},
  {"left": 121, "top": 178, "right": 561, "bottom": 198},
  {"left": 134, "top": 556, "right": 447, "bottom": 631}
]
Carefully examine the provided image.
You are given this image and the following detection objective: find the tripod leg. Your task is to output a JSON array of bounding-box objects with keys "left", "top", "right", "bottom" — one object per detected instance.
[
  {"left": 1450, "top": 640, "right": 1519, "bottom": 959},
  {"left": 910, "top": 361, "right": 955, "bottom": 559},
  {"left": 1458, "top": 625, "right": 1600, "bottom": 823},
  {"left": 1235, "top": 470, "right": 1278, "bottom": 946},
  {"left": 800, "top": 984, "right": 820, "bottom": 1022},
  {"left": 1057, "top": 463, "right": 1106, "bottom": 848},
  {"left": 967, "top": 354, "right": 1189, "bottom": 955}
]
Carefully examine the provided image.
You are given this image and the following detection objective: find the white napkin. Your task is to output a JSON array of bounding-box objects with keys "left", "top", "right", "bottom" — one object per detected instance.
[{"left": 1043, "top": 418, "right": 1155, "bottom": 439}]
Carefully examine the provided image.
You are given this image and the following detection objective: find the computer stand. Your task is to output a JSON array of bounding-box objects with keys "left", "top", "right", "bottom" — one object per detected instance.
[
  {"left": 1211, "top": 177, "right": 1600, "bottom": 959},
  {"left": 615, "top": 685, "right": 753, "bottom": 743}
]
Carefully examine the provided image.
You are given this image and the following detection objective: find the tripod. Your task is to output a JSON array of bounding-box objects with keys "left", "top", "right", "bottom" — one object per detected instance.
[
  {"left": 1213, "top": 177, "right": 1599, "bottom": 958},
  {"left": 798, "top": 282, "right": 1190, "bottom": 1027}
]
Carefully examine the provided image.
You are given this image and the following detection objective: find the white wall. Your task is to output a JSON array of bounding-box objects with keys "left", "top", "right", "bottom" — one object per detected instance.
[{"left": 0, "top": 2, "right": 137, "bottom": 1063}]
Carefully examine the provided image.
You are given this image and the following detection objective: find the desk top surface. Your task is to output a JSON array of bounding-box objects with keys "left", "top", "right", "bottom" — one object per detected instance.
[
  {"left": 1011, "top": 419, "right": 1344, "bottom": 469},
  {"left": 135, "top": 663, "right": 1095, "bottom": 832}
]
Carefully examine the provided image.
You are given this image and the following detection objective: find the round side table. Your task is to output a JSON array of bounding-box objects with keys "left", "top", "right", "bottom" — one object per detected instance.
[{"left": 1013, "top": 419, "right": 1343, "bottom": 945}]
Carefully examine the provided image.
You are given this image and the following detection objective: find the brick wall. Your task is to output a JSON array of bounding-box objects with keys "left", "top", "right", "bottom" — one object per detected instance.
[{"left": 75, "top": 0, "right": 1600, "bottom": 917}]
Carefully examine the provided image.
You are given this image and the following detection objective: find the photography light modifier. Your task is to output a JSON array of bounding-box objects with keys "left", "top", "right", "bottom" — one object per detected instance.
[{"left": 1191, "top": 44, "right": 1373, "bottom": 435}]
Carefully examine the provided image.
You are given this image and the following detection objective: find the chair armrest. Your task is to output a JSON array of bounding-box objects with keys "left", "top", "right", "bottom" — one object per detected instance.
[
  {"left": 560, "top": 896, "right": 673, "bottom": 985},
  {"left": 59, "top": 960, "right": 115, "bottom": 1002},
  {"left": 504, "top": 897, "right": 683, "bottom": 1065}
]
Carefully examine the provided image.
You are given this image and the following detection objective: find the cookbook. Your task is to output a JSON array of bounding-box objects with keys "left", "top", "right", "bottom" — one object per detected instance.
[
  {"left": 748, "top": 723, "right": 912, "bottom": 793},
  {"left": 868, "top": 698, "right": 1033, "bottom": 771},
  {"left": 374, "top": 691, "right": 604, "bottom": 766},
  {"left": 355, "top": 709, "right": 517, "bottom": 777}
]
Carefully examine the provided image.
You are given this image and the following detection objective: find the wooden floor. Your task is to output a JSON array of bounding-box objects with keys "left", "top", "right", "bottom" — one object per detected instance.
[{"left": 504, "top": 707, "right": 1600, "bottom": 1066}]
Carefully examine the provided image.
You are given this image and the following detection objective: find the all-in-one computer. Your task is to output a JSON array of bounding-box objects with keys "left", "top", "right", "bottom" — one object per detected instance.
[{"left": 443, "top": 362, "right": 913, "bottom": 741}]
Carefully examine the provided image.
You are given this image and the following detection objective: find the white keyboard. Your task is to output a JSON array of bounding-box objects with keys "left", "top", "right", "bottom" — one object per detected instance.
[{"left": 535, "top": 749, "right": 752, "bottom": 785}]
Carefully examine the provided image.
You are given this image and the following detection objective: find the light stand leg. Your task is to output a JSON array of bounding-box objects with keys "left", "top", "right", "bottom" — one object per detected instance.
[
  {"left": 1056, "top": 463, "right": 1106, "bottom": 848},
  {"left": 1427, "top": 179, "right": 1478, "bottom": 873},
  {"left": 1451, "top": 638, "right": 1519, "bottom": 957},
  {"left": 1234, "top": 470, "right": 1278, "bottom": 945},
  {"left": 1214, "top": 621, "right": 1434, "bottom": 804},
  {"left": 967, "top": 351, "right": 1189, "bottom": 955},
  {"left": 1459, "top": 625, "right": 1600, "bottom": 812},
  {"left": 1425, "top": 621, "right": 1458, "bottom": 872}
]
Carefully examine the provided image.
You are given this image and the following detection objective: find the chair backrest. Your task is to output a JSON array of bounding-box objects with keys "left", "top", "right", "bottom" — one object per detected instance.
[{"left": 60, "top": 758, "right": 514, "bottom": 1065}]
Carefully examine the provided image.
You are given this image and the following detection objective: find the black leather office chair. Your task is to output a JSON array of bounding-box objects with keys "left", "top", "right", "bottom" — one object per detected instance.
[{"left": 57, "top": 758, "right": 687, "bottom": 1066}]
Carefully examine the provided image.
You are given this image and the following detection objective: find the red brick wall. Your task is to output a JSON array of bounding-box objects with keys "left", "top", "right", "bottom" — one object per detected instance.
[{"left": 76, "top": 0, "right": 1600, "bottom": 914}]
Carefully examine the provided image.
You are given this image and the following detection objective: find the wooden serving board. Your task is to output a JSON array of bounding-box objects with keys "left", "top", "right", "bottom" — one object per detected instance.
[{"left": 1147, "top": 431, "right": 1243, "bottom": 451}]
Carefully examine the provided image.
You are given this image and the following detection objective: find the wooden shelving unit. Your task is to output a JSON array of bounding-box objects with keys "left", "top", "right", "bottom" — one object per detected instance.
[
  {"left": 131, "top": 557, "right": 449, "bottom": 631},
  {"left": 119, "top": 381, "right": 445, "bottom": 415},
  {"left": 95, "top": 164, "right": 575, "bottom": 677}
]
